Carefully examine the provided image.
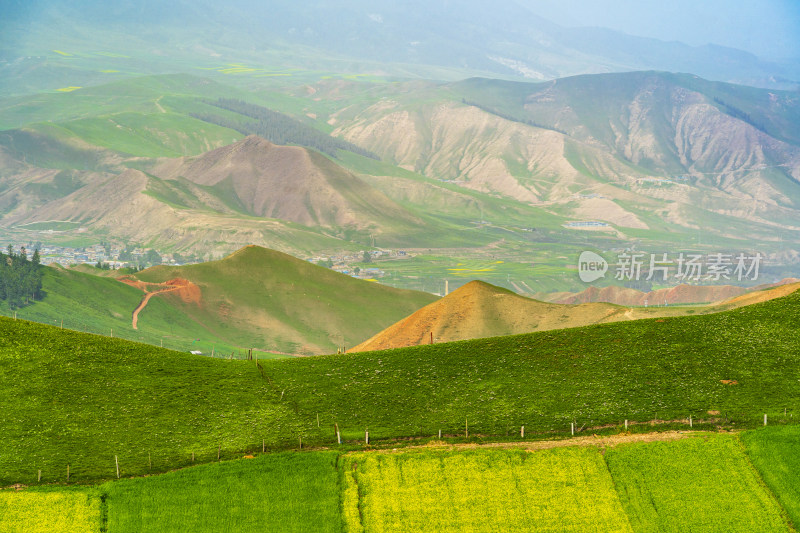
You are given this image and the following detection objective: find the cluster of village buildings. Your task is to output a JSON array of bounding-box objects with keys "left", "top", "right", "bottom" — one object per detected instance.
[{"left": 3, "top": 242, "right": 410, "bottom": 279}]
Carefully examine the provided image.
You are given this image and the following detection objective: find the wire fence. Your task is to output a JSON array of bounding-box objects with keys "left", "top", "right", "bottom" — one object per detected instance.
[{"left": 10, "top": 409, "right": 798, "bottom": 486}]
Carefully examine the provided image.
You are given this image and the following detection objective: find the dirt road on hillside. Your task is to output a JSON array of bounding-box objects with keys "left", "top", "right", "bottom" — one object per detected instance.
[{"left": 118, "top": 277, "right": 201, "bottom": 330}]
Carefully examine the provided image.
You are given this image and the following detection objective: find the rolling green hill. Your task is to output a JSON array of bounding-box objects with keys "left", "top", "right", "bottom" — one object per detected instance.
[
  {"left": 128, "top": 245, "right": 437, "bottom": 354},
  {"left": 2, "top": 283, "right": 800, "bottom": 486},
  {"left": 1, "top": 246, "right": 437, "bottom": 355}
]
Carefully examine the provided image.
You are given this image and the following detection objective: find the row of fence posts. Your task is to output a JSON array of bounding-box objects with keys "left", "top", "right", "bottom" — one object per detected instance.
[{"left": 30, "top": 411, "right": 786, "bottom": 483}]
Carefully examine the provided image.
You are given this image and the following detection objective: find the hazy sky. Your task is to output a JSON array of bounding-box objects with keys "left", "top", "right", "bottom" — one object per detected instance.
[{"left": 520, "top": 0, "right": 800, "bottom": 60}]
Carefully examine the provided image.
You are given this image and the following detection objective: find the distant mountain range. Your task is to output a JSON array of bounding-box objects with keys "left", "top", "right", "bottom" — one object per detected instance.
[
  {"left": 1, "top": 0, "right": 796, "bottom": 97},
  {"left": 333, "top": 71, "right": 800, "bottom": 242},
  {"left": 1, "top": 70, "right": 799, "bottom": 267}
]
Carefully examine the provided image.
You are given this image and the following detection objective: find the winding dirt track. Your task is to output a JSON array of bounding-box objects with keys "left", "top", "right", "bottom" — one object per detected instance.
[
  {"left": 118, "top": 277, "right": 201, "bottom": 330},
  {"left": 130, "top": 286, "right": 183, "bottom": 329}
]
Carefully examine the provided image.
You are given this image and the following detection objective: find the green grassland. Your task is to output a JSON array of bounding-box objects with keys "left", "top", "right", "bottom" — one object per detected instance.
[
  {"left": 268, "top": 288, "right": 800, "bottom": 441},
  {"left": 0, "top": 248, "right": 437, "bottom": 356},
  {"left": 3, "top": 285, "right": 800, "bottom": 487},
  {"left": 0, "top": 266, "right": 241, "bottom": 354},
  {"left": 0, "top": 316, "right": 305, "bottom": 486},
  {"left": 341, "top": 447, "right": 632, "bottom": 532},
  {"left": 102, "top": 452, "right": 342, "bottom": 533},
  {"left": 135, "top": 246, "right": 437, "bottom": 354},
  {"left": 606, "top": 435, "right": 789, "bottom": 532}
]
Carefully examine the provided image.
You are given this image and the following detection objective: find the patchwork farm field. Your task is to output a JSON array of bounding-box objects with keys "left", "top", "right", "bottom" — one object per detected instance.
[{"left": 4, "top": 428, "right": 800, "bottom": 532}]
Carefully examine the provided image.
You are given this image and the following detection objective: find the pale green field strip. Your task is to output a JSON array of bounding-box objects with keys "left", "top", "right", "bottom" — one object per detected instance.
[
  {"left": 102, "top": 451, "right": 342, "bottom": 532},
  {"left": 341, "top": 447, "right": 633, "bottom": 532},
  {"left": 742, "top": 426, "right": 800, "bottom": 528},
  {"left": 606, "top": 434, "right": 790, "bottom": 532},
  {"left": 0, "top": 489, "right": 101, "bottom": 533}
]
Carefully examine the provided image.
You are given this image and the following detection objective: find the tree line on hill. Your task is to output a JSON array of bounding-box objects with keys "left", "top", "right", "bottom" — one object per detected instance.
[
  {"left": 192, "top": 98, "right": 379, "bottom": 160},
  {"left": 0, "top": 246, "right": 43, "bottom": 309}
]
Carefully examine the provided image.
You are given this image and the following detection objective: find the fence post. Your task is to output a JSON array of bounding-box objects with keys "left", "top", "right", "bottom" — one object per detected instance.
[
  {"left": 67, "top": 465, "right": 70, "bottom": 482},
  {"left": 624, "top": 420, "right": 628, "bottom": 431},
  {"left": 571, "top": 422, "right": 575, "bottom": 436},
  {"left": 335, "top": 423, "right": 341, "bottom": 445},
  {"left": 38, "top": 469, "right": 41, "bottom": 482},
  {"left": 438, "top": 429, "right": 442, "bottom": 439},
  {"left": 115, "top": 456, "right": 119, "bottom": 479},
  {"left": 764, "top": 413, "right": 768, "bottom": 426},
  {"left": 365, "top": 429, "right": 369, "bottom": 445},
  {"left": 218, "top": 444, "right": 221, "bottom": 461},
  {"left": 689, "top": 415, "right": 692, "bottom": 428},
  {"left": 521, "top": 426, "right": 525, "bottom": 438},
  {"left": 465, "top": 417, "right": 469, "bottom": 438}
]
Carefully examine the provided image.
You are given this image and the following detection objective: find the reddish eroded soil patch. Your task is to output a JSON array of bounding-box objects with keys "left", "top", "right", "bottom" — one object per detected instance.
[
  {"left": 118, "top": 277, "right": 201, "bottom": 329},
  {"left": 720, "top": 379, "right": 739, "bottom": 385}
]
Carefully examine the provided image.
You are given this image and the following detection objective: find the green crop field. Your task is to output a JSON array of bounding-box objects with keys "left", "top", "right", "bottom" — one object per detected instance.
[
  {"left": 742, "top": 426, "right": 800, "bottom": 528},
  {"left": 0, "top": 488, "right": 101, "bottom": 533},
  {"left": 102, "top": 452, "right": 342, "bottom": 532},
  {"left": 606, "top": 435, "right": 789, "bottom": 532},
  {"left": 9, "top": 428, "right": 800, "bottom": 531},
  {"left": 341, "top": 447, "right": 631, "bottom": 532}
]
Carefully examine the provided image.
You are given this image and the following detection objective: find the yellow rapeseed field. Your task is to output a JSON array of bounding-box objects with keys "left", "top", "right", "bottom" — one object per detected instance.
[
  {"left": 0, "top": 490, "right": 101, "bottom": 533},
  {"left": 341, "top": 447, "right": 633, "bottom": 532}
]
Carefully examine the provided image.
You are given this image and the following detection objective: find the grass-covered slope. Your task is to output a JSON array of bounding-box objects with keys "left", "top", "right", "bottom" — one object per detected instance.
[
  {"left": 274, "top": 287, "right": 800, "bottom": 438},
  {"left": 3, "top": 246, "right": 437, "bottom": 356},
  {"left": 3, "top": 286, "right": 800, "bottom": 485},
  {"left": 0, "top": 317, "right": 302, "bottom": 485},
  {"left": 135, "top": 246, "right": 438, "bottom": 354},
  {"left": 0, "top": 266, "right": 246, "bottom": 355}
]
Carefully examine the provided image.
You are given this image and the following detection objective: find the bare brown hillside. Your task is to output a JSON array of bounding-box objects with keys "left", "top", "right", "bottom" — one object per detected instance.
[
  {"left": 152, "top": 135, "right": 421, "bottom": 230},
  {"left": 351, "top": 280, "right": 629, "bottom": 352},
  {"left": 350, "top": 279, "right": 800, "bottom": 353},
  {"left": 7, "top": 136, "right": 426, "bottom": 255}
]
